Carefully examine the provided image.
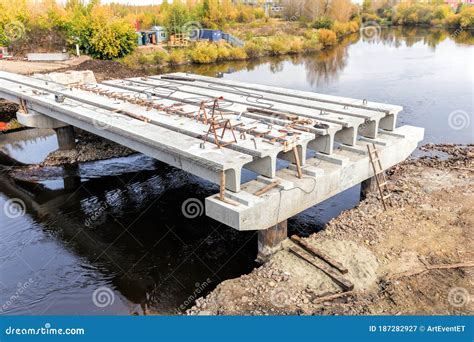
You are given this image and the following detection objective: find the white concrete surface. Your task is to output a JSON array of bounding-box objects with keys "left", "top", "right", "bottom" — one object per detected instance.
[
  {"left": 206, "top": 125, "right": 424, "bottom": 230},
  {"left": 0, "top": 71, "right": 424, "bottom": 232}
]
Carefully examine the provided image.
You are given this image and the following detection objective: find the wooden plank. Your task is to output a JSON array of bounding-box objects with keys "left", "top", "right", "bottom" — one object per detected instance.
[
  {"left": 219, "top": 170, "right": 225, "bottom": 201},
  {"left": 312, "top": 291, "right": 354, "bottom": 305},
  {"left": 254, "top": 180, "right": 281, "bottom": 196},
  {"left": 292, "top": 147, "right": 303, "bottom": 179},
  {"left": 289, "top": 246, "right": 354, "bottom": 291},
  {"left": 290, "top": 235, "right": 349, "bottom": 274}
]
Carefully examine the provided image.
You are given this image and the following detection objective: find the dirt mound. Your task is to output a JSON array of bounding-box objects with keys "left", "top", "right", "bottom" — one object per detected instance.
[
  {"left": 41, "top": 131, "right": 135, "bottom": 166},
  {"left": 0, "top": 100, "right": 19, "bottom": 121},
  {"left": 68, "top": 59, "right": 151, "bottom": 82},
  {"left": 187, "top": 144, "right": 474, "bottom": 316}
]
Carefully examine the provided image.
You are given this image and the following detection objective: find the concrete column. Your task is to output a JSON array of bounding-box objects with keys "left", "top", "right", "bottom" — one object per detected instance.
[
  {"left": 360, "top": 176, "right": 378, "bottom": 200},
  {"left": 256, "top": 220, "right": 287, "bottom": 263},
  {"left": 54, "top": 126, "right": 76, "bottom": 150}
]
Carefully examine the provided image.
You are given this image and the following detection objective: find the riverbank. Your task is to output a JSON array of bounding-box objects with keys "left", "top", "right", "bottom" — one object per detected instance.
[
  {"left": 41, "top": 131, "right": 135, "bottom": 166},
  {"left": 187, "top": 144, "right": 474, "bottom": 315},
  {"left": 120, "top": 20, "right": 359, "bottom": 70}
]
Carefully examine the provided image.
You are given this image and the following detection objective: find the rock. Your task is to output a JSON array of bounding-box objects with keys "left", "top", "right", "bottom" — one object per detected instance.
[{"left": 197, "top": 310, "right": 213, "bottom": 316}]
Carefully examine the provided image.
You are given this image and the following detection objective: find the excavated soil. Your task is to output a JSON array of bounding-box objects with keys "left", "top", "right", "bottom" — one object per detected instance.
[
  {"left": 187, "top": 144, "right": 474, "bottom": 316},
  {"left": 0, "top": 100, "right": 19, "bottom": 122},
  {"left": 65, "top": 59, "right": 152, "bottom": 82}
]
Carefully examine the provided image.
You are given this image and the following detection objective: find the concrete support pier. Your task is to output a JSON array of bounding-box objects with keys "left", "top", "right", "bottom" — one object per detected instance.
[
  {"left": 360, "top": 176, "right": 378, "bottom": 200},
  {"left": 54, "top": 126, "right": 76, "bottom": 150},
  {"left": 257, "top": 221, "right": 288, "bottom": 263}
]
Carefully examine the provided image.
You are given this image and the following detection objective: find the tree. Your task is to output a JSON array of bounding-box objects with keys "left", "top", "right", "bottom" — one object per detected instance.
[
  {"left": 164, "top": 3, "right": 190, "bottom": 35},
  {"left": 200, "top": 0, "right": 223, "bottom": 29}
]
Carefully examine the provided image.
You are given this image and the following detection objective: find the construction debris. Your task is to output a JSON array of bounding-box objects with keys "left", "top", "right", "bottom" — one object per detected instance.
[
  {"left": 290, "top": 235, "right": 348, "bottom": 274},
  {"left": 254, "top": 180, "right": 281, "bottom": 196},
  {"left": 289, "top": 246, "right": 354, "bottom": 291}
]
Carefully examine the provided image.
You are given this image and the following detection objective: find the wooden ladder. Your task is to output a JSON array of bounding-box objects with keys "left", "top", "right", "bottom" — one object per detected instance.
[{"left": 367, "top": 143, "right": 392, "bottom": 210}]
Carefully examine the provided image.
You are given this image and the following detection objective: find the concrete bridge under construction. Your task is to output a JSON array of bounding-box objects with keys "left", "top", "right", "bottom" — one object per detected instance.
[{"left": 0, "top": 70, "right": 424, "bottom": 260}]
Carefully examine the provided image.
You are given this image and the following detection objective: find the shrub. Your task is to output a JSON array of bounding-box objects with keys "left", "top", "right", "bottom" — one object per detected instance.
[
  {"left": 457, "top": 6, "right": 474, "bottom": 28},
  {"left": 317, "top": 29, "right": 337, "bottom": 47},
  {"left": 303, "top": 37, "right": 321, "bottom": 52},
  {"left": 362, "top": 13, "right": 381, "bottom": 23},
  {"left": 267, "top": 36, "right": 290, "bottom": 55},
  {"left": 189, "top": 41, "right": 218, "bottom": 63},
  {"left": 288, "top": 36, "right": 304, "bottom": 53},
  {"left": 332, "top": 21, "right": 349, "bottom": 37},
  {"left": 83, "top": 17, "right": 137, "bottom": 60},
  {"left": 348, "top": 20, "right": 360, "bottom": 33},
  {"left": 153, "top": 50, "right": 169, "bottom": 65},
  {"left": 228, "top": 47, "right": 247, "bottom": 60},
  {"left": 331, "top": 20, "right": 360, "bottom": 37},
  {"left": 312, "top": 17, "right": 334, "bottom": 29},
  {"left": 137, "top": 53, "right": 152, "bottom": 65},
  {"left": 168, "top": 49, "right": 187, "bottom": 65},
  {"left": 244, "top": 39, "right": 266, "bottom": 58},
  {"left": 216, "top": 42, "right": 231, "bottom": 61}
]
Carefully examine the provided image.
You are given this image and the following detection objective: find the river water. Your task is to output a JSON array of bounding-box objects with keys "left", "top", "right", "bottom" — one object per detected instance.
[{"left": 0, "top": 27, "right": 472, "bottom": 315}]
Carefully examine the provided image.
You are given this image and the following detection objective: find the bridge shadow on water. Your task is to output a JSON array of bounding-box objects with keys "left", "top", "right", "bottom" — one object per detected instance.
[{"left": 0, "top": 148, "right": 359, "bottom": 315}]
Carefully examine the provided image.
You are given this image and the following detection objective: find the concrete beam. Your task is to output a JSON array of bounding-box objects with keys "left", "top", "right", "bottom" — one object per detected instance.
[
  {"left": 0, "top": 77, "right": 253, "bottom": 192},
  {"left": 206, "top": 125, "right": 424, "bottom": 231},
  {"left": 171, "top": 72, "right": 404, "bottom": 120}
]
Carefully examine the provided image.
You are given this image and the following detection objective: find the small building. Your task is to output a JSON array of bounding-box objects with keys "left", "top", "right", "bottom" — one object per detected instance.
[
  {"left": 137, "top": 26, "right": 168, "bottom": 46},
  {"left": 151, "top": 26, "right": 168, "bottom": 43},
  {"left": 197, "top": 29, "right": 223, "bottom": 42},
  {"left": 0, "top": 47, "right": 8, "bottom": 58}
]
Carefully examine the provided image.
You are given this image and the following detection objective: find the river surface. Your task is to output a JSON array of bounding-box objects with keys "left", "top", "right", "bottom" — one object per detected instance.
[{"left": 0, "top": 27, "right": 473, "bottom": 315}]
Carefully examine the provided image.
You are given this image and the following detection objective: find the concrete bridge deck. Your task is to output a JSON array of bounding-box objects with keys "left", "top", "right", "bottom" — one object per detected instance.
[{"left": 0, "top": 70, "right": 423, "bottom": 257}]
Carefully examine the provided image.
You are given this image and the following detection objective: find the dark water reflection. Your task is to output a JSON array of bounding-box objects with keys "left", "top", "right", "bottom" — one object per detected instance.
[{"left": 0, "top": 27, "right": 472, "bottom": 315}]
